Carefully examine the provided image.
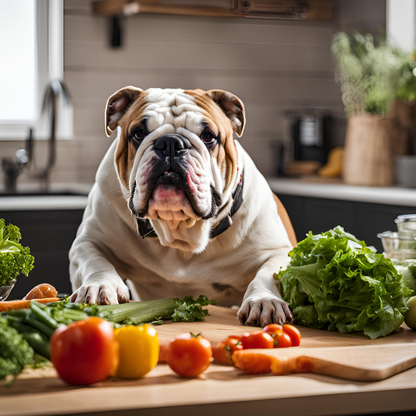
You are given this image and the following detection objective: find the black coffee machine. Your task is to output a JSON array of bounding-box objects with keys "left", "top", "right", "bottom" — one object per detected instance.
[{"left": 279, "top": 109, "right": 331, "bottom": 176}]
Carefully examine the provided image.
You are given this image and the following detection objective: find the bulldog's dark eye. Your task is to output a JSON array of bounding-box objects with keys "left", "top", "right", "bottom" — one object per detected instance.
[
  {"left": 131, "top": 128, "right": 146, "bottom": 143},
  {"left": 201, "top": 130, "right": 216, "bottom": 145}
]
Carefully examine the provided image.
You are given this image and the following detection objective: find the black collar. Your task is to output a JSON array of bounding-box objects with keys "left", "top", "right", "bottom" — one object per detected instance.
[{"left": 136, "top": 170, "right": 244, "bottom": 240}]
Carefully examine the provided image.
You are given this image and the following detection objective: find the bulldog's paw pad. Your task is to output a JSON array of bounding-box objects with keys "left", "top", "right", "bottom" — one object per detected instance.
[
  {"left": 71, "top": 283, "right": 129, "bottom": 305},
  {"left": 237, "top": 297, "right": 293, "bottom": 327}
]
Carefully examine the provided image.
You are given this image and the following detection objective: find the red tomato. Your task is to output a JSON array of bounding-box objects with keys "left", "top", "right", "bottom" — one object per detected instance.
[
  {"left": 167, "top": 333, "right": 212, "bottom": 377},
  {"left": 241, "top": 331, "right": 274, "bottom": 349},
  {"left": 262, "top": 324, "right": 283, "bottom": 335},
  {"left": 283, "top": 324, "right": 302, "bottom": 347},
  {"left": 50, "top": 317, "right": 119, "bottom": 385},
  {"left": 273, "top": 330, "right": 292, "bottom": 348},
  {"left": 212, "top": 335, "right": 243, "bottom": 365}
]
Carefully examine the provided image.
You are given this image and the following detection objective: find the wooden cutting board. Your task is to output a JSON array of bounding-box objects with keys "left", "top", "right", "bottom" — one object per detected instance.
[
  {"left": 155, "top": 305, "right": 416, "bottom": 348},
  {"left": 233, "top": 343, "right": 416, "bottom": 381},
  {"left": 156, "top": 306, "right": 416, "bottom": 381}
]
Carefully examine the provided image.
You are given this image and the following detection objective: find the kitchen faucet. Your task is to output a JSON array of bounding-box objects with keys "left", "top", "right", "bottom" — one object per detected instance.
[{"left": 1, "top": 79, "right": 72, "bottom": 192}]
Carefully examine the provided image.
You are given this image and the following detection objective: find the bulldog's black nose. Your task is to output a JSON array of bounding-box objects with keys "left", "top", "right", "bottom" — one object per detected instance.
[{"left": 154, "top": 134, "right": 191, "bottom": 157}]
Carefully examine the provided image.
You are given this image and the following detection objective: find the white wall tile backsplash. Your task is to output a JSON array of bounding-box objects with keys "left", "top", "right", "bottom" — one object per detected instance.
[{"left": 0, "top": 0, "right": 386, "bottom": 187}]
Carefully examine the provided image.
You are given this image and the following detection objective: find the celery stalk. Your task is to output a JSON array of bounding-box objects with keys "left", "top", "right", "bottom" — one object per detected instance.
[{"left": 97, "top": 298, "right": 177, "bottom": 323}]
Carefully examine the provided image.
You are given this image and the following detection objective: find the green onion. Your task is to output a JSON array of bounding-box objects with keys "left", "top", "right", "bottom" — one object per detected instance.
[
  {"left": 25, "top": 314, "right": 55, "bottom": 338},
  {"left": 7, "top": 309, "right": 30, "bottom": 318},
  {"left": 5, "top": 315, "right": 41, "bottom": 335},
  {"left": 50, "top": 308, "right": 88, "bottom": 325},
  {"left": 21, "top": 333, "right": 50, "bottom": 360},
  {"left": 30, "top": 301, "right": 59, "bottom": 331}
]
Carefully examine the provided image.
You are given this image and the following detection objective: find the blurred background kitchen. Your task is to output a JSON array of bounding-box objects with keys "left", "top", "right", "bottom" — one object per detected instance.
[{"left": 1, "top": 0, "right": 416, "bottom": 297}]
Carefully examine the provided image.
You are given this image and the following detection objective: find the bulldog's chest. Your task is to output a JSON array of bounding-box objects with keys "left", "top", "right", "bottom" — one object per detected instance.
[
  {"left": 131, "top": 272, "right": 246, "bottom": 306},
  {"left": 115, "top": 237, "right": 260, "bottom": 304}
]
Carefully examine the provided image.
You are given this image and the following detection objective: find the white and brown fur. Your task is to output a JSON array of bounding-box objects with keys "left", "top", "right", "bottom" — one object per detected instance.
[{"left": 69, "top": 87, "right": 296, "bottom": 326}]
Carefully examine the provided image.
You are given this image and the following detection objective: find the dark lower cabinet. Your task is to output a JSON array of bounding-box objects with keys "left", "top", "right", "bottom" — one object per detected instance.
[
  {"left": 2, "top": 196, "right": 415, "bottom": 299},
  {"left": 278, "top": 194, "right": 416, "bottom": 252},
  {"left": 1, "top": 210, "right": 84, "bottom": 299}
]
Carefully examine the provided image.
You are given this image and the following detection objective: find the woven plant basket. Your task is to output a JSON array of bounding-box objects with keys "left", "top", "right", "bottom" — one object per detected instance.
[{"left": 343, "top": 114, "right": 395, "bottom": 186}]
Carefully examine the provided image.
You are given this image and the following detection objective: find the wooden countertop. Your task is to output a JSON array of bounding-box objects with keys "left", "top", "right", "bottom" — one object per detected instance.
[{"left": 2, "top": 305, "right": 416, "bottom": 416}]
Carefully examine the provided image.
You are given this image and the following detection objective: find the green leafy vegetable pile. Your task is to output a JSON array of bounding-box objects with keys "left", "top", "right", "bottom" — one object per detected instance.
[
  {"left": 0, "top": 295, "right": 217, "bottom": 382},
  {"left": 0, "top": 317, "right": 34, "bottom": 381},
  {"left": 0, "top": 219, "right": 34, "bottom": 286},
  {"left": 275, "top": 226, "right": 412, "bottom": 339},
  {"left": 172, "top": 295, "right": 216, "bottom": 322}
]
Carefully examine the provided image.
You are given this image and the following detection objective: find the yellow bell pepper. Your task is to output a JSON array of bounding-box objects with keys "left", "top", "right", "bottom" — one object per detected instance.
[{"left": 112, "top": 324, "right": 159, "bottom": 379}]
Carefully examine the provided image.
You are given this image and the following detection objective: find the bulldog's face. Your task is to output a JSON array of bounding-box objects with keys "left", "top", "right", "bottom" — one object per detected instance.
[{"left": 105, "top": 87, "right": 246, "bottom": 252}]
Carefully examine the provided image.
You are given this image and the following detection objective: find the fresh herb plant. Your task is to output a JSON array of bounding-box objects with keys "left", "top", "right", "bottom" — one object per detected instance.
[
  {"left": 390, "top": 52, "right": 416, "bottom": 102},
  {"left": 0, "top": 219, "right": 34, "bottom": 286},
  {"left": 172, "top": 295, "right": 217, "bottom": 322},
  {"left": 331, "top": 31, "right": 405, "bottom": 116}
]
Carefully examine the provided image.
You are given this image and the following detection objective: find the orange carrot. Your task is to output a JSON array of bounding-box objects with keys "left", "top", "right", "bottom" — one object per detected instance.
[
  {"left": 232, "top": 350, "right": 274, "bottom": 374},
  {"left": 0, "top": 297, "right": 60, "bottom": 312},
  {"left": 24, "top": 283, "right": 58, "bottom": 300}
]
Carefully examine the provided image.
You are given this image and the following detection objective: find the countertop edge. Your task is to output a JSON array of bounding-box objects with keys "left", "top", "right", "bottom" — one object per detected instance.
[{"left": 268, "top": 178, "right": 416, "bottom": 207}]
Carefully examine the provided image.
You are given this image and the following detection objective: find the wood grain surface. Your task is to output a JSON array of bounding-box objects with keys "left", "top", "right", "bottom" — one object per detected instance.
[
  {"left": 233, "top": 343, "right": 416, "bottom": 381},
  {"left": 157, "top": 305, "right": 416, "bottom": 347},
  {"left": 1, "top": 305, "right": 416, "bottom": 416}
]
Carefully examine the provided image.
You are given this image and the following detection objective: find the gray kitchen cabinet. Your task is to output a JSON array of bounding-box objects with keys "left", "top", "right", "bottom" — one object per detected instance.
[{"left": 2, "top": 210, "right": 84, "bottom": 299}]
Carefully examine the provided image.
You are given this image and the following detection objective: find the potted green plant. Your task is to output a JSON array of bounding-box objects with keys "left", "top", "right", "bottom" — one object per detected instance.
[
  {"left": 389, "top": 52, "right": 416, "bottom": 187},
  {"left": 0, "top": 218, "right": 34, "bottom": 301},
  {"left": 331, "top": 31, "right": 402, "bottom": 186}
]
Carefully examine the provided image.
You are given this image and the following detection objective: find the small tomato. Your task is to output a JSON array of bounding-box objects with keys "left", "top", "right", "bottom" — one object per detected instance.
[
  {"left": 263, "top": 324, "right": 283, "bottom": 335},
  {"left": 241, "top": 331, "right": 274, "bottom": 349},
  {"left": 50, "top": 317, "right": 118, "bottom": 385},
  {"left": 283, "top": 324, "right": 301, "bottom": 347},
  {"left": 212, "top": 335, "right": 243, "bottom": 365},
  {"left": 273, "top": 330, "right": 292, "bottom": 348},
  {"left": 167, "top": 333, "right": 212, "bottom": 377}
]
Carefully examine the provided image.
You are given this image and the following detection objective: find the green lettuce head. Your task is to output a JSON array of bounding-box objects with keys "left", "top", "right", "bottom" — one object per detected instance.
[{"left": 275, "top": 226, "right": 411, "bottom": 339}]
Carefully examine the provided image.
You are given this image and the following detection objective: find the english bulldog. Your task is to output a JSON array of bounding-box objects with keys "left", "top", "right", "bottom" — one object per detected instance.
[{"left": 69, "top": 87, "right": 297, "bottom": 327}]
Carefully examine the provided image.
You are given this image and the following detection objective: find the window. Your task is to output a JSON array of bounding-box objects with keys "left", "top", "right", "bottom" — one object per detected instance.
[
  {"left": 0, "top": 0, "right": 65, "bottom": 140},
  {"left": 387, "top": 0, "right": 416, "bottom": 52},
  {"left": 0, "top": 1, "right": 37, "bottom": 122}
]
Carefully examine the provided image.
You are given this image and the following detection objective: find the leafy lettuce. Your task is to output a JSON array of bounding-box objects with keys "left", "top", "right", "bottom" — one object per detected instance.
[
  {"left": 275, "top": 226, "right": 411, "bottom": 339},
  {"left": 392, "top": 259, "right": 416, "bottom": 295}
]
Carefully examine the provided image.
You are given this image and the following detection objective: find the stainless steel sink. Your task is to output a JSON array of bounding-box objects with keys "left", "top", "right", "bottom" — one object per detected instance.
[
  {"left": 0, "top": 186, "right": 91, "bottom": 211},
  {"left": 0, "top": 191, "right": 88, "bottom": 197}
]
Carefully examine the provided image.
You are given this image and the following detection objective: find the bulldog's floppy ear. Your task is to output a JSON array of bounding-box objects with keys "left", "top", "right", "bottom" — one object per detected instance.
[
  {"left": 105, "top": 86, "right": 143, "bottom": 137},
  {"left": 205, "top": 89, "right": 246, "bottom": 137}
]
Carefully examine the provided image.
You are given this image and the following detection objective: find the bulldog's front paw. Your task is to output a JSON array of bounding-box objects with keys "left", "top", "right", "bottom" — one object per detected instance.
[
  {"left": 70, "top": 282, "right": 129, "bottom": 305},
  {"left": 237, "top": 296, "right": 293, "bottom": 327}
]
